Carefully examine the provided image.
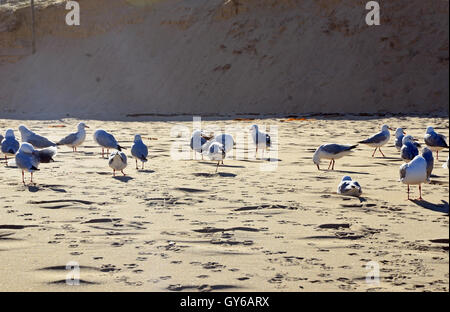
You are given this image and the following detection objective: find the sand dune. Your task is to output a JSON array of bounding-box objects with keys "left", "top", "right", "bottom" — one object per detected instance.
[
  {"left": 0, "top": 116, "right": 448, "bottom": 291},
  {"left": 0, "top": 0, "right": 448, "bottom": 119}
]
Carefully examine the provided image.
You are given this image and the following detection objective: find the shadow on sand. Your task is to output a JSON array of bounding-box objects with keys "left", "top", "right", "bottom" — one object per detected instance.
[{"left": 411, "top": 199, "right": 449, "bottom": 214}]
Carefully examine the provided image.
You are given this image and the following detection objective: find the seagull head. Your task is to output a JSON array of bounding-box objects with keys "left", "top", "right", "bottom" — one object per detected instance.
[
  {"left": 250, "top": 125, "right": 259, "bottom": 133},
  {"left": 134, "top": 134, "right": 142, "bottom": 142},
  {"left": 381, "top": 124, "right": 392, "bottom": 132},
  {"left": 18, "top": 125, "right": 30, "bottom": 134},
  {"left": 312, "top": 146, "right": 322, "bottom": 170},
  {"left": 341, "top": 176, "right": 352, "bottom": 182},
  {"left": 19, "top": 142, "right": 35, "bottom": 154},
  {"left": 395, "top": 128, "right": 405, "bottom": 137},
  {"left": 426, "top": 126, "right": 434, "bottom": 134},
  {"left": 78, "top": 122, "right": 89, "bottom": 130},
  {"left": 402, "top": 135, "right": 415, "bottom": 145},
  {"left": 5, "top": 128, "right": 15, "bottom": 138}
]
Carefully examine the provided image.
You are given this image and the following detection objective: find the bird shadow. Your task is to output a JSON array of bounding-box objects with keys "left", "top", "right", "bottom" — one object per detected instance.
[
  {"left": 193, "top": 172, "right": 236, "bottom": 178},
  {"left": 137, "top": 169, "right": 155, "bottom": 173},
  {"left": 411, "top": 199, "right": 449, "bottom": 214},
  {"left": 27, "top": 185, "right": 40, "bottom": 192},
  {"left": 332, "top": 170, "right": 370, "bottom": 175},
  {"left": 113, "top": 176, "right": 134, "bottom": 183}
]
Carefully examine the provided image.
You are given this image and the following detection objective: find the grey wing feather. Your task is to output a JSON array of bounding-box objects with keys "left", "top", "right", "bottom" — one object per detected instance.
[
  {"left": 425, "top": 133, "right": 448, "bottom": 148},
  {"left": 359, "top": 132, "right": 387, "bottom": 144},
  {"left": 58, "top": 133, "right": 78, "bottom": 145},
  {"left": 36, "top": 147, "right": 57, "bottom": 163},
  {"left": 322, "top": 144, "right": 355, "bottom": 155},
  {"left": 26, "top": 133, "right": 56, "bottom": 148},
  {"left": 96, "top": 133, "right": 117, "bottom": 148}
]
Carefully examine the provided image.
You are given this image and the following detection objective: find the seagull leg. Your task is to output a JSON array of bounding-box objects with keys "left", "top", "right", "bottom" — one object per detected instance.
[
  {"left": 436, "top": 151, "right": 439, "bottom": 161},
  {"left": 102, "top": 148, "right": 104, "bottom": 158},
  {"left": 327, "top": 160, "right": 332, "bottom": 170},
  {"left": 136, "top": 159, "right": 138, "bottom": 170},
  {"left": 215, "top": 161, "right": 220, "bottom": 173},
  {"left": 142, "top": 162, "right": 144, "bottom": 170},
  {"left": 379, "top": 148, "right": 386, "bottom": 157},
  {"left": 113, "top": 169, "right": 115, "bottom": 177},
  {"left": 30, "top": 172, "right": 33, "bottom": 184},
  {"left": 407, "top": 184, "right": 410, "bottom": 200},
  {"left": 372, "top": 147, "right": 377, "bottom": 157},
  {"left": 332, "top": 159, "right": 335, "bottom": 170},
  {"left": 22, "top": 170, "right": 25, "bottom": 185},
  {"left": 121, "top": 170, "right": 126, "bottom": 176},
  {"left": 418, "top": 185, "right": 423, "bottom": 200}
]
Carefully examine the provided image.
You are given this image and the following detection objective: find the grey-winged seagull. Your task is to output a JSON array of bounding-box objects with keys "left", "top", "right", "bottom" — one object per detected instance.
[
  {"left": 424, "top": 126, "right": 448, "bottom": 160},
  {"left": 15, "top": 142, "right": 57, "bottom": 184},
  {"left": 93, "top": 129, "right": 125, "bottom": 158},
  {"left": 206, "top": 142, "right": 226, "bottom": 173},
  {"left": 131, "top": 134, "right": 148, "bottom": 169},
  {"left": 108, "top": 151, "right": 127, "bottom": 176},
  {"left": 313, "top": 144, "right": 358, "bottom": 170},
  {"left": 399, "top": 147, "right": 434, "bottom": 200},
  {"left": 19, "top": 125, "right": 56, "bottom": 149},
  {"left": 400, "top": 135, "right": 420, "bottom": 162},
  {"left": 1, "top": 129, "right": 20, "bottom": 162},
  {"left": 57, "top": 122, "right": 89, "bottom": 152},
  {"left": 337, "top": 176, "right": 362, "bottom": 197},
  {"left": 358, "top": 124, "right": 392, "bottom": 157},
  {"left": 250, "top": 125, "right": 271, "bottom": 156}
]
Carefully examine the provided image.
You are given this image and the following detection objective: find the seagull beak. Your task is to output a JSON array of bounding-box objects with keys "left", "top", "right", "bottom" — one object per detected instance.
[
  {"left": 85, "top": 125, "right": 90, "bottom": 128},
  {"left": 388, "top": 127, "right": 394, "bottom": 131}
]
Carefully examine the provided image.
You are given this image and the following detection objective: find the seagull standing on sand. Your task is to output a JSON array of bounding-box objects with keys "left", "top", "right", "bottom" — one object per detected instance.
[
  {"left": 394, "top": 128, "right": 406, "bottom": 151},
  {"left": 131, "top": 134, "right": 148, "bottom": 169},
  {"left": 214, "top": 133, "right": 235, "bottom": 164},
  {"left": 337, "top": 176, "right": 362, "bottom": 197},
  {"left": 108, "top": 151, "right": 127, "bottom": 176},
  {"left": 19, "top": 125, "right": 56, "bottom": 149},
  {"left": 400, "top": 135, "right": 420, "bottom": 162},
  {"left": 93, "top": 129, "right": 125, "bottom": 158},
  {"left": 15, "top": 143, "right": 57, "bottom": 184},
  {"left": 250, "top": 125, "right": 271, "bottom": 156},
  {"left": 399, "top": 147, "right": 434, "bottom": 200},
  {"left": 312, "top": 144, "right": 358, "bottom": 170},
  {"left": 423, "top": 126, "right": 448, "bottom": 160},
  {"left": 358, "top": 124, "right": 392, "bottom": 157},
  {"left": 206, "top": 142, "right": 226, "bottom": 173},
  {"left": 190, "top": 130, "right": 210, "bottom": 160},
  {"left": 1, "top": 129, "right": 20, "bottom": 162},
  {"left": 57, "top": 122, "right": 89, "bottom": 152}
]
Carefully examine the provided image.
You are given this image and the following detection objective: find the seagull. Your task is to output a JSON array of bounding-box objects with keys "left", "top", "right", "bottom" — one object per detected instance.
[
  {"left": 400, "top": 135, "right": 420, "bottom": 162},
  {"left": 18, "top": 125, "right": 56, "bottom": 149},
  {"left": 206, "top": 142, "right": 226, "bottom": 173},
  {"left": 250, "top": 125, "right": 271, "bottom": 156},
  {"left": 190, "top": 130, "right": 210, "bottom": 160},
  {"left": 213, "top": 133, "right": 235, "bottom": 164},
  {"left": 108, "top": 151, "right": 127, "bottom": 176},
  {"left": 424, "top": 126, "right": 448, "bottom": 160},
  {"left": 57, "top": 122, "right": 89, "bottom": 152},
  {"left": 358, "top": 124, "right": 393, "bottom": 157},
  {"left": 337, "top": 176, "right": 362, "bottom": 197},
  {"left": 93, "top": 129, "right": 125, "bottom": 158},
  {"left": 399, "top": 147, "right": 434, "bottom": 200},
  {"left": 1, "top": 129, "right": 20, "bottom": 162},
  {"left": 394, "top": 128, "right": 406, "bottom": 151},
  {"left": 14, "top": 143, "right": 57, "bottom": 184},
  {"left": 131, "top": 134, "right": 148, "bottom": 169},
  {"left": 313, "top": 144, "right": 358, "bottom": 170}
]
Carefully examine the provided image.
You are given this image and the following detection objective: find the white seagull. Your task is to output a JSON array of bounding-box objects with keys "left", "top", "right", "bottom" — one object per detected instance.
[
  {"left": 108, "top": 151, "right": 127, "bottom": 176},
  {"left": 250, "top": 125, "right": 271, "bottom": 156},
  {"left": 57, "top": 122, "right": 89, "bottom": 152},
  {"left": 399, "top": 147, "right": 434, "bottom": 200},
  {"left": 394, "top": 128, "right": 406, "bottom": 151},
  {"left": 358, "top": 124, "right": 393, "bottom": 157},
  {"left": 19, "top": 125, "right": 56, "bottom": 149},
  {"left": 400, "top": 135, "right": 420, "bottom": 162},
  {"left": 313, "top": 144, "right": 358, "bottom": 170},
  {"left": 15, "top": 142, "right": 57, "bottom": 184},
  {"left": 206, "top": 142, "right": 226, "bottom": 173},
  {"left": 337, "top": 176, "right": 362, "bottom": 197},
  {"left": 131, "top": 134, "right": 148, "bottom": 169},
  {"left": 424, "top": 126, "right": 448, "bottom": 160},
  {"left": 93, "top": 129, "right": 125, "bottom": 158},
  {"left": 190, "top": 130, "right": 211, "bottom": 160},
  {"left": 1, "top": 129, "right": 20, "bottom": 162}
]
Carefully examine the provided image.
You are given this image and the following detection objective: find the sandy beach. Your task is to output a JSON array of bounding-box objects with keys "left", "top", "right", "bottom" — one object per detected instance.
[{"left": 0, "top": 115, "right": 448, "bottom": 292}]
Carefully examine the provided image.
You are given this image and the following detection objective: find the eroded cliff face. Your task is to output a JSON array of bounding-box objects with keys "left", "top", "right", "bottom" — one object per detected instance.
[{"left": 0, "top": 0, "right": 448, "bottom": 119}]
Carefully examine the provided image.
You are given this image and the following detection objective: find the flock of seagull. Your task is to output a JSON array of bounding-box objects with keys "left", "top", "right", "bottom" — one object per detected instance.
[
  {"left": 0, "top": 121, "right": 448, "bottom": 201},
  {"left": 314, "top": 124, "right": 449, "bottom": 199}
]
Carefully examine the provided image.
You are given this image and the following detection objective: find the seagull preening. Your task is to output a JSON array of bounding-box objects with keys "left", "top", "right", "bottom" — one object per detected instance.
[
  {"left": 190, "top": 130, "right": 209, "bottom": 160},
  {"left": 108, "top": 151, "right": 127, "bottom": 176},
  {"left": 19, "top": 125, "right": 56, "bottom": 149},
  {"left": 399, "top": 147, "right": 434, "bottom": 200},
  {"left": 337, "top": 176, "right": 362, "bottom": 197},
  {"left": 14, "top": 142, "right": 57, "bottom": 184},
  {"left": 358, "top": 124, "right": 392, "bottom": 157},
  {"left": 57, "top": 122, "right": 89, "bottom": 152},
  {"left": 400, "top": 135, "right": 420, "bottom": 162},
  {"left": 313, "top": 144, "right": 358, "bottom": 170},
  {"left": 424, "top": 126, "right": 448, "bottom": 160},
  {"left": 394, "top": 128, "right": 406, "bottom": 151},
  {"left": 1, "top": 129, "right": 20, "bottom": 162},
  {"left": 250, "top": 125, "right": 271, "bottom": 157},
  {"left": 131, "top": 134, "right": 148, "bottom": 169},
  {"left": 93, "top": 129, "right": 125, "bottom": 158},
  {"left": 206, "top": 142, "right": 226, "bottom": 173}
]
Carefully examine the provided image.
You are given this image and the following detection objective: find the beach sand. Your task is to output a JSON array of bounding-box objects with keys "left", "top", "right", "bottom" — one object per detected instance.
[{"left": 0, "top": 115, "right": 448, "bottom": 291}]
